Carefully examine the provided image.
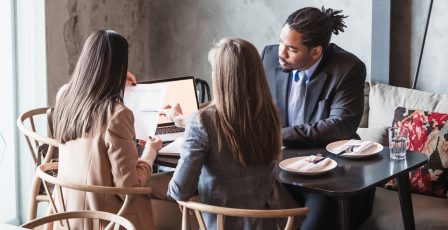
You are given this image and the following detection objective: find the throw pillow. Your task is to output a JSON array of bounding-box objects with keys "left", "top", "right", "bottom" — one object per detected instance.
[
  {"left": 384, "top": 107, "right": 448, "bottom": 197},
  {"left": 356, "top": 126, "right": 388, "bottom": 146},
  {"left": 368, "top": 82, "right": 448, "bottom": 128}
]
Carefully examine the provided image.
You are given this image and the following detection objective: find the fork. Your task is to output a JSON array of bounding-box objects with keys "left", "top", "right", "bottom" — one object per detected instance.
[{"left": 312, "top": 153, "right": 326, "bottom": 163}]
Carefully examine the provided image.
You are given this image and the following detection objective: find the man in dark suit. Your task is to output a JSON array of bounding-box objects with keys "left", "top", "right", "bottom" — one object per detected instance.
[
  {"left": 262, "top": 7, "right": 365, "bottom": 148},
  {"left": 262, "top": 7, "right": 373, "bottom": 229}
]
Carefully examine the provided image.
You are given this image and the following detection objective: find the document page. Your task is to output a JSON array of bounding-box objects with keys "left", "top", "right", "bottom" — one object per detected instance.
[
  {"left": 159, "top": 137, "right": 183, "bottom": 156},
  {"left": 123, "top": 84, "right": 167, "bottom": 140}
]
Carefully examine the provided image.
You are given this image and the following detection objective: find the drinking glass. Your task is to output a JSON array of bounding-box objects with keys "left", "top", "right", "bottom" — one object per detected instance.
[{"left": 388, "top": 127, "right": 409, "bottom": 160}]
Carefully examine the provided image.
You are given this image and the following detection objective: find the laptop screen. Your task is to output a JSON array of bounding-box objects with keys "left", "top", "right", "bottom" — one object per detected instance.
[{"left": 139, "top": 76, "right": 199, "bottom": 126}]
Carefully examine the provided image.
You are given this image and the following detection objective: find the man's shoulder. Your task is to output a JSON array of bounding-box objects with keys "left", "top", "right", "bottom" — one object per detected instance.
[
  {"left": 319, "top": 43, "right": 366, "bottom": 76},
  {"left": 261, "top": 44, "right": 279, "bottom": 70},
  {"left": 328, "top": 43, "right": 363, "bottom": 65},
  {"left": 262, "top": 44, "right": 279, "bottom": 58},
  {"left": 263, "top": 44, "right": 279, "bottom": 53}
]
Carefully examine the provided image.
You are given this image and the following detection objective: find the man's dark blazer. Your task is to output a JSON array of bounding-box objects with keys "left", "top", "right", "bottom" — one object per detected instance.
[
  {"left": 261, "top": 43, "right": 366, "bottom": 147},
  {"left": 263, "top": 44, "right": 373, "bottom": 229}
]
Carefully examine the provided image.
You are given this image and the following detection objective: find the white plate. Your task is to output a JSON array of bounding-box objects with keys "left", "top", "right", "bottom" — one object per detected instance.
[
  {"left": 279, "top": 156, "right": 337, "bottom": 175},
  {"left": 326, "top": 140, "right": 383, "bottom": 158}
]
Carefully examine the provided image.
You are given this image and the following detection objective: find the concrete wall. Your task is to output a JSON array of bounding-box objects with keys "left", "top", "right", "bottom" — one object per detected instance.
[
  {"left": 390, "top": 0, "right": 447, "bottom": 94},
  {"left": 413, "top": 0, "right": 448, "bottom": 93},
  {"left": 46, "top": 0, "right": 152, "bottom": 104},
  {"left": 45, "top": 0, "right": 373, "bottom": 103}
]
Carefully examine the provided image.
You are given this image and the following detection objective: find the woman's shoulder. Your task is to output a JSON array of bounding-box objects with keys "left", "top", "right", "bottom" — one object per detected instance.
[
  {"left": 109, "top": 103, "right": 133, "bottom": 120},
  {"left": 55, "top": 83, "right": 69, "bottom": 102},
  {"left": 112, "top": 102, "right": 130, "bottom": 113},
  {"left": 197, "top": 105, "right": 215, "bottom": 120},
  {"left": 102, "top": 103, "right": 136, "bottom": 139},
  {"left": 183, "top": 107, "right": 217, "bottom": 141},
  {"left": 185, "top": 107, "right": 212, "bottom": 130},
  {"left": 103, "top": 103, "right": 135, "bottom": 130}
]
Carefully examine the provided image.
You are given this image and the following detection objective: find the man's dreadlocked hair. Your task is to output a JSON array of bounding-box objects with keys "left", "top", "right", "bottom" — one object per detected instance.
[{"left": 285, "top": 6, "right": 348, "bottom": 51}]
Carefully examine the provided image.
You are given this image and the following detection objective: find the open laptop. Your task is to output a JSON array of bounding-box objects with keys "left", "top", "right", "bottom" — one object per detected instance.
[{"left": 139, "top": 76, "right": 199, "bottom": 143}]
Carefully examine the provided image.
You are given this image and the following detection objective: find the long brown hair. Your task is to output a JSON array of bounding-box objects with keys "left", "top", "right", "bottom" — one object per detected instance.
[
  {"left": 53, "top": 30, "right": 128, "bottom": 144},
  {"left": 205, "top": 38, "right": 282, "bottom": 166}
]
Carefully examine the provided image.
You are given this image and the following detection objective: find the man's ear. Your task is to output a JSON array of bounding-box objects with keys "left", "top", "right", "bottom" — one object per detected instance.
[{"left": 310, "top": 46, "right": 323, "bottom": 60}]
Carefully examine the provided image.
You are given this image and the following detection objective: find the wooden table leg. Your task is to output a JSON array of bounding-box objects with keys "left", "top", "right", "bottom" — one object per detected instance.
[
  {"left": 397, "top": 173, "right": 416, "bottom": 230},
  {"left": 337, "top": 197, "right": 350, "bottom": 230}
]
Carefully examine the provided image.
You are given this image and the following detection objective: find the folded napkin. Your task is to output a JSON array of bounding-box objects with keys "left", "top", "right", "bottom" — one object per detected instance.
[
  {"left": 286, "top": 155, "right": 331, "bottom": 172},
  {"left": 333, "top": 139, "right": 359, "bottom": 153},
  {"left": 334, "top": 140, "right": 375, "bottom": 155},
  {"left": 352, "top": 141, "right": 374, "bottom": 154}
]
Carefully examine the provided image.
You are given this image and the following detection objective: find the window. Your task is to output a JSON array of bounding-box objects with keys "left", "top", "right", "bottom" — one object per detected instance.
[
  {"left": 15, "top": 0, "right": 48, "bottom": 223},
  {"left": 0, "top": 0, "right": 19, "bottom": 224},
  {"left": 0, "top": 0, "right": 47, "bottom": 224}
]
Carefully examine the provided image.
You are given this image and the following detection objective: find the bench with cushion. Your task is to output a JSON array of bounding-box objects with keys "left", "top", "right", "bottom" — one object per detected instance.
[{"left": 358, "top": 82, "right": 448, "bottom": 230}]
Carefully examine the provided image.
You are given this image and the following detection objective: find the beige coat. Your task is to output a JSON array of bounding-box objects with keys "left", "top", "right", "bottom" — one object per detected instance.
[{"left": 55, "top": 103, "right": 153, "bottom": 229}]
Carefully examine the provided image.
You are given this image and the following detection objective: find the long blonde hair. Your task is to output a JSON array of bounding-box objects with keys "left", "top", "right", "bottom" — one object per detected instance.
[
  {"left": 53, "top": 30, "right": 128, "bottom": 144},
  {"left": 205, "top": 38, "right": 282, "bottom": 166}
]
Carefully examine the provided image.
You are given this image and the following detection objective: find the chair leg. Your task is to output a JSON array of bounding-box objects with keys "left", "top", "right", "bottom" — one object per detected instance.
[
  {"left": 284, "top": 216, "right": 294, "bottom": 230},
  {"left": 44, "top": 206, "right": 54, "bottom": 230},
  {"left": 28, "top": 199, "right": 37, "bottom": 221},
  {"left": 28, "top": 175, "right": 42, "bottom": 220},
  {"left": 217, "top": 214, "right": 224, "bottom": 230},
  {"left": 182, "top": 206, "right": 189, "bottom": 230}
]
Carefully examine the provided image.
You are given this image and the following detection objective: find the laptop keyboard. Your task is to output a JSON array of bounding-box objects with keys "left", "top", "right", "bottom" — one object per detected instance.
[{"left": 155, "top": 126, "right": 185, "bottom": 135}]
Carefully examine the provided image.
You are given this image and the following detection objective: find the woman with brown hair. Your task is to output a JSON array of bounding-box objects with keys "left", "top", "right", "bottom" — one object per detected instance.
[
  {"left": 168, "top": 38, "right": 298, "bottom": 229},
  {"left": 53, "top": 30, "right": 160, "bottom": 229}
]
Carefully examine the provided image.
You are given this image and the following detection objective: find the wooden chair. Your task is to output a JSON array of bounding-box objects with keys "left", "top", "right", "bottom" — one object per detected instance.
[
  {"left": 177, "top": 199, "right": 308, "bottom": 230},
  {"left": 21, "top": 210, "right": 136, "bottom": 230},
  {"left": 17, "top": 107, "right": 58, "bottom": 220},
  {"left": 36, "top": 162, "right": 153, "bottom": 229}
]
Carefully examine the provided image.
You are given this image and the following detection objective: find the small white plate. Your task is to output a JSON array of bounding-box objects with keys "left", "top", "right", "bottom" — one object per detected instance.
[
  {"left": 279, "top": 156, "right": 337, "bottom": 175},
  {"left": 326, "top": 140, "right": 383, "bottom": 158}
]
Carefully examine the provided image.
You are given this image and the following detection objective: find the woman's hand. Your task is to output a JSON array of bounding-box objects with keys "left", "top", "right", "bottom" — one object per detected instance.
[
  {"left": 140, "top": 136, "right": 162, "bottom": 168},
  {"left": 126, "top": 71, "right": 137, "bottom": 86},
  {"left": 161, "top": 103, "right": 186, "bottom": 128},
  {"left": 161, "top": 103, "right": 183, "bottom": 120},
  {"left": 146, "top": 136, "right": 162, "bottom": 153},
  {"left": 162, "top": 103, "right": 184, "bottom": 119}
]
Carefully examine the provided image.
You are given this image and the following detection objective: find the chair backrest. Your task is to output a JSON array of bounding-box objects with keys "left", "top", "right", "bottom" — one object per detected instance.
[
  {"left": 17, "top": 107, "right": 58, "bottom": 166},
  {"left": 17, "top": 107, "right": 59, "bottom": 220},
  {"left": 21, "top": 210, "right": 136, "bottom": 230},
  {"left": 177, "top": 199, "right": 308, "bottom": 230},
  {"left": 37, "top": 162, "right": 152, "bottom": 229}
]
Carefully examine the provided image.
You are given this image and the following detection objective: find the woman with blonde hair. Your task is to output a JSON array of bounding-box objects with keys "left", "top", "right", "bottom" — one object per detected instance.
[
  {"left": 53, "top": 30, "right": 161, "bottom": 229},
  {"left": 168, "top": 38, "right": 299, "bottom": 229}
]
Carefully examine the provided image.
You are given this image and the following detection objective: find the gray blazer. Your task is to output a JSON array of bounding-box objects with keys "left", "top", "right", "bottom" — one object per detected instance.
[
  {"left": 261, "top": 44, "right": 366, "bottom": 147},
  {"left": 168, "top": 109, "right": 298, "bottom": 230}
]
